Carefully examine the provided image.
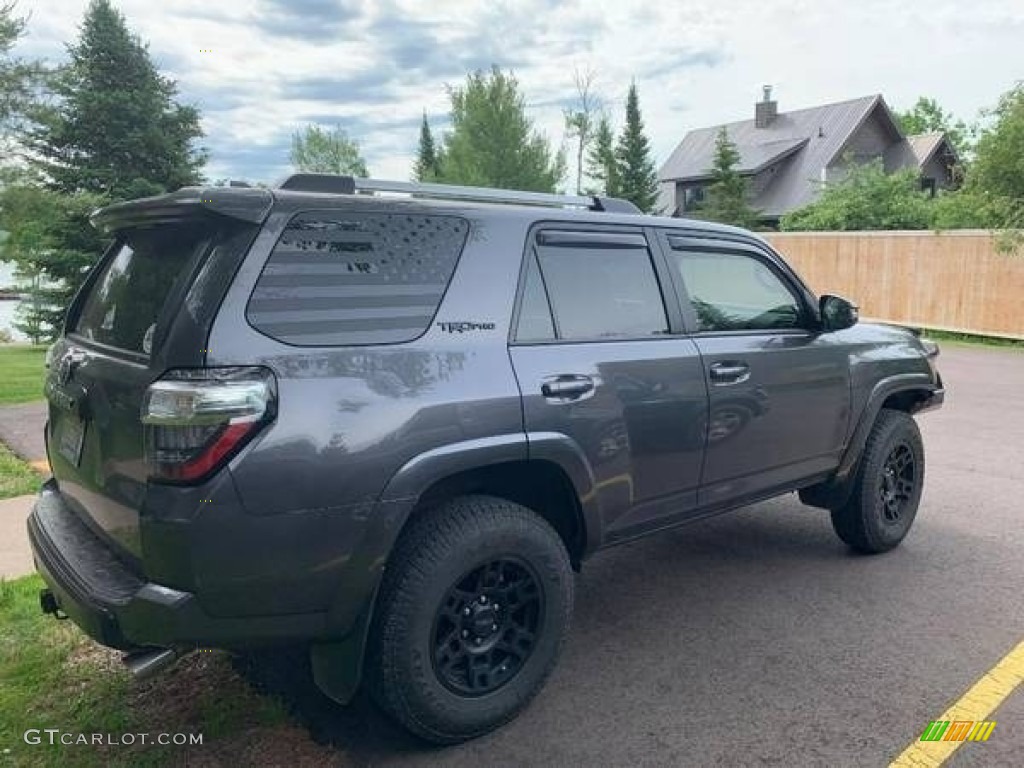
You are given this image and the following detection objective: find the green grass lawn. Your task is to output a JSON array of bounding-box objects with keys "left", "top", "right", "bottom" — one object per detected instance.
[
  {"left": 0, "top": 443, "right": 41, "bottom": 499},
  {"left": 0, "top": 575, "right": 308, "bottom": 768},
  {"left": 0, "top": 345, "right": 47, "bottom": 405},
  {"left": 920, "top": 328, "right": 1024, "bottom": 349}
]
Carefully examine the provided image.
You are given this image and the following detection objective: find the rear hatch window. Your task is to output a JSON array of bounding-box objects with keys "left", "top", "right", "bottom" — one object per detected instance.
[{"left": 74, "top": 225, "right": 212, "bottom": 355}]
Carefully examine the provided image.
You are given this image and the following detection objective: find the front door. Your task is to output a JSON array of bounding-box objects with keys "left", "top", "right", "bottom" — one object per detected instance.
[
  {"left": 509, "top": 227, "right": 708, "bottom": 544},
  {"left": 659, "top": 234, "right": 851, "bottom": 508}
]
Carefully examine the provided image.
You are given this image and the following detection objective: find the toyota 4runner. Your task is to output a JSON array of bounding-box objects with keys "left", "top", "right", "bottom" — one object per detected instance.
[{"left": 29, "top": 175, "right": 944, "bottom": 743}]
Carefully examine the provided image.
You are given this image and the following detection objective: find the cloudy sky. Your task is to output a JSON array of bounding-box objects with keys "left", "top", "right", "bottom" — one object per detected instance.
[{"left": 12, "top": 0, "right": 1024, "bottom": 188}]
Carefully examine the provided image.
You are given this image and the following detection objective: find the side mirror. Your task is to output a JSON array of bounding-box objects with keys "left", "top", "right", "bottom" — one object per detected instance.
[{"left": 819, "top": 294, "right": 859, "bottom": 332}]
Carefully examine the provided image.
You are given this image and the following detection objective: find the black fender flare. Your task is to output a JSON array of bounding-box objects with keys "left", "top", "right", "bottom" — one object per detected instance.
[
  {"left": 311, "top": 431, "right": 601, "bottom": 704},
  {"left": 802, "top": 372, "right": 941, "bottom": 510},
  {"left": 523, "top": 431, "right": 603, "bottom": 558}
]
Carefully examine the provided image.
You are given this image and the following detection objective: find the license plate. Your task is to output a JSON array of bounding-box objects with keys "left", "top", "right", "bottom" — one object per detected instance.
[{"left": 56, "top": 415, "right": 86, "bottom": 467}]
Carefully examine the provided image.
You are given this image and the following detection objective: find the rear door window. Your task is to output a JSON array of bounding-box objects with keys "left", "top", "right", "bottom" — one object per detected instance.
[
  {"left": 74, "top": 225, "right": 212, "bottom": 355},
  {"left": 533, "top": 232, "right": 669, "bottom": 340},
  {"left": 247, "top": 211, "right": 469, "bottom": 346}
]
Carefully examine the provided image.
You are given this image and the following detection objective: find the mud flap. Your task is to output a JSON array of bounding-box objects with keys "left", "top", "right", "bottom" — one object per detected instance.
[{"left": 309, "top": 598, "right": 375, "bottom": 705}]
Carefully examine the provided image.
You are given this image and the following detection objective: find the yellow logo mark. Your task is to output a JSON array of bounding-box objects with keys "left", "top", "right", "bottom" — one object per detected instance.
[{"left": 920, "top": 719, "right": 997, "bottom": 742}]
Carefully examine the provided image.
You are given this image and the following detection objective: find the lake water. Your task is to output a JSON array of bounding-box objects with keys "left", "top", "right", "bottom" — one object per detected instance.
[
  {"left": 0, "top": 299, "right": 25, "bottom": 341},
  {"left": 0, "top": 261, "right": 28, "bottom": 341}
]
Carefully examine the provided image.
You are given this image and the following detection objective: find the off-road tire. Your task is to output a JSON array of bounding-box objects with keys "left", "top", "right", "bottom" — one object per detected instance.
[
  {"left": 366, "top": 495, "right": 573, "bottom": 743},
  {"left": 831, "top": 408, "right": 925, "bottom": 553}
]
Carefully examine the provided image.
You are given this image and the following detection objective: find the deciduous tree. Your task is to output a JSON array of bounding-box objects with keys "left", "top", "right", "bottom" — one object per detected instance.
[
  {"left": 563, "top": 67, "right": 599, "bottom": 195},
  {"left": 437, "top": 66, "right": 564, "bottom": 192},
  {"left": 780, "top": 160, "right": 932, "bottom": 231},
  {"left": 290, "top": 124, "right": 368, "bottom": 176},
  {"left": 965, "top": 83, "right": 1024, "bottom": 250},
  {"left": 895, "top": 96, "right": 973, "bottom": 159}
]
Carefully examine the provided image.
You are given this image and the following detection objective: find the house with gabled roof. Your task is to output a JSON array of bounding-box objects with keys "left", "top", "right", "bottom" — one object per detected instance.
[{"left": 658, "top": 88, "right": 960, "bottom": 226}]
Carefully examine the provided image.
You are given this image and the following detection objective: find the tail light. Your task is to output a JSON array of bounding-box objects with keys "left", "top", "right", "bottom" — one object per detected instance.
[{"left": 141, "top": 367, "right": 276, "bottom": 483}]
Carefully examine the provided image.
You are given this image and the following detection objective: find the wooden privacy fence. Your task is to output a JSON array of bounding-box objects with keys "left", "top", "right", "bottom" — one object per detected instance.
[{"left": 764, "top": 230, "right": 1024, "bottom": 340}]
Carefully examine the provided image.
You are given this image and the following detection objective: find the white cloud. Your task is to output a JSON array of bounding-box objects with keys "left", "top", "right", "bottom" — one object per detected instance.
[{"left": 12, "top": 0, "right": 1024, "bottom": 186}]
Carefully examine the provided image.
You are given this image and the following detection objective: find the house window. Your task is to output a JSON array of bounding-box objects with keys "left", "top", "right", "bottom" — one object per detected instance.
[
  {"left": 920, "top": 177, "right": 937, "bottom": 197},
  {"left": 683, "top": 186, "right": 706, "bottom": 212}
]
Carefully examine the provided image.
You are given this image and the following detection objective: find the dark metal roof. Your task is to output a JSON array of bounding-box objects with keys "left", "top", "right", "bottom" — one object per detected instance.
[
  {"left": 905, "top": 132, "right": 956, "bottom": 166},
  {"left": 658, "top": 94, "right": 911, "bottom": 217}
]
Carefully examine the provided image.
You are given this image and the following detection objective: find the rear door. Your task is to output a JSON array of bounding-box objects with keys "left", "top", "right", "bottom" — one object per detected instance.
[
  {"left": 658, "top": 233, "right": 851, "bottom": 508},
  {"left": 509, "top": 226, "right": 708, "bottom": 545},
  {"left": 46, "top": 222, "right": 220, "bottom": 563}
]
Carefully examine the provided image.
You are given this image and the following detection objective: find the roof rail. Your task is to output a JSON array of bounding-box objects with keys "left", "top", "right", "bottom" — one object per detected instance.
[{"left": 275, "top": 174, "right": 641, "bottom": 214}]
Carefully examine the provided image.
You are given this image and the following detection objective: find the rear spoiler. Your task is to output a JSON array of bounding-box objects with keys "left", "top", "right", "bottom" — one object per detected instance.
[{"left": 90, "top": 186, "right": 274, "bottom": 233}]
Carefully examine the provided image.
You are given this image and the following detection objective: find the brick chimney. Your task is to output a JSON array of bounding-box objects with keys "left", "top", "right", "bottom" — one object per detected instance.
[{"left": 755, "top": 85, "right": 777, "bottom": 128}]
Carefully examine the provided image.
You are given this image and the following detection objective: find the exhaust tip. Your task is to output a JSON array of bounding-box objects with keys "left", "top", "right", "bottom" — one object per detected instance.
[
  {"left": 39, "top": 588, "right": 67, "bottom": 620},
  {"left": 122, "top": 648, "right": 179, "bottom": 679}
]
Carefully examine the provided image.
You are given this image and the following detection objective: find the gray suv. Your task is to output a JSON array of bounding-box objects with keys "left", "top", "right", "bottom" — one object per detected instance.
[{"left": 29, "top": 175, "right": 944, "bottom": 743}]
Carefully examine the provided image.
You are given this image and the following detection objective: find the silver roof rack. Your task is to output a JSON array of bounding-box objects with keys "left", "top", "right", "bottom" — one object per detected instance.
[{"left": 276, "top": 174, "right": 641, "bottom": 214}]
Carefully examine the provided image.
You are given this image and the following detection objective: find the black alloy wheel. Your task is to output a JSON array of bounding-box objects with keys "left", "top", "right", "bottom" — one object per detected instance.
[
  {"left": 432, "top": 558, "right": 543, "bottom": 696},
  {"left": 366, "top": 495, "right": 573, "bottom": 744},
  {"left": 830, "top": 408, "right": 925, "bottom": 554},
  {"left": 879, "top": 442, "right": 916, "bottom": 524}
]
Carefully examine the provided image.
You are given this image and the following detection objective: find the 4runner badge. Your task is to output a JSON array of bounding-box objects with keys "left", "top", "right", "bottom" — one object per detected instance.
[{"left": 436, "top": 321, "right": 496, "bottom": 333}]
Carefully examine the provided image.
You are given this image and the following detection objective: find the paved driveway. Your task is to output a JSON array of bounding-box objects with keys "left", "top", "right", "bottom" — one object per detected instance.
[
  {"left": 268, "top": 344, "right": 1023, "bottom": 767},
  {"left": 4, "top": 345, "right": 1022, "bottom": 766}
]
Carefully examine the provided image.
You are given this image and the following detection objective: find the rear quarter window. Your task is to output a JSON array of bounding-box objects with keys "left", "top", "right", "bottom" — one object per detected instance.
[{"left": 247, "top": 211, "right": 469, "bottom": 346}]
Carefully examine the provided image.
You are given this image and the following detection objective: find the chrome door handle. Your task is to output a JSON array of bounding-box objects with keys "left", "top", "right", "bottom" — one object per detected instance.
[
  {"left": 709, "top": 362, "right": 750, "bottom": 385},
  {"left": 541, "top": 375, "right": 595, "bottom": 400}
]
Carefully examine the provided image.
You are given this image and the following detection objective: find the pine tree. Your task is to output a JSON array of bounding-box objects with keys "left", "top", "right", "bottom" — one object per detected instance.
[
  {"left": 585, "top": 115, "right": 619, "bottom": 196},
  {"left": 614, "top": 82, "right": 658, "bottom": 212},
  {"left": 1, "top": 1, "right": 40, "bottom": 146},
  {"left": 5, "top": 0, "right": 206, "bottom": 341},
  {"left": 438, "top": 66, "right": 565, "bottom": 192},
  {"left": 29, "top": 0, "right": 205, "bottom": 198},
  {"left": 702, "top": 127, "right": 760, "bottom": 228},
  {"left": 413, "top": 112, "right": 441, "bottom": 181},
  {"left": 1, "top": 185, "right": 108, "bottom": 339}
]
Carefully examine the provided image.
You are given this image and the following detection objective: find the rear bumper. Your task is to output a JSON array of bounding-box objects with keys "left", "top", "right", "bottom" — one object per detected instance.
[{"left": 28, "top": 481, "right": 328, "bottom": 651}]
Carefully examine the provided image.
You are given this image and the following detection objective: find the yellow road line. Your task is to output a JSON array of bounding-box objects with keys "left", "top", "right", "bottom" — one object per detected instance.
[{"left": 890, "top": 639, "right": 1024, "bottom": 767}]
